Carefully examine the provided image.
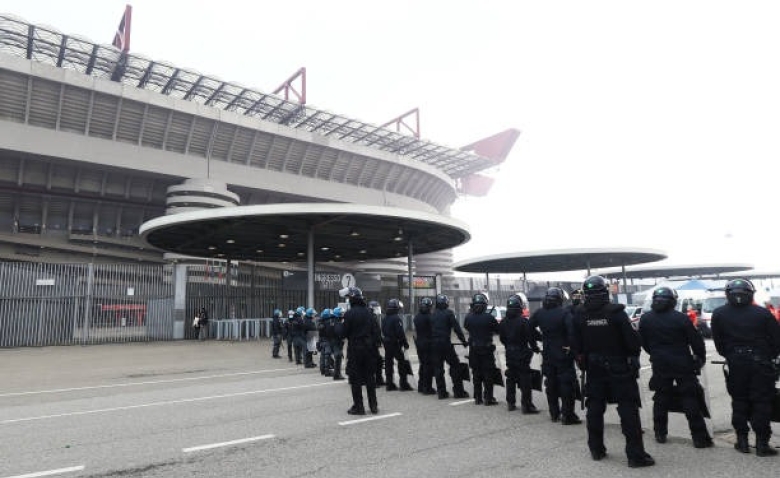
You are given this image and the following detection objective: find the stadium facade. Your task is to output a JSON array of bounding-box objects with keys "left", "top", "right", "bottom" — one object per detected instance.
[{"left": 0, "top": 13, "right": 529, "bottom": 346}]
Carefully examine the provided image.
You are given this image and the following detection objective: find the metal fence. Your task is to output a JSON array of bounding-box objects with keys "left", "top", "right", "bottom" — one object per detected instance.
[
  {"left": 0, "top": 262, "right": 174, "bottom": 347},
  {"left": 0, "top": 260, "right": 607, "bottom": 347}
]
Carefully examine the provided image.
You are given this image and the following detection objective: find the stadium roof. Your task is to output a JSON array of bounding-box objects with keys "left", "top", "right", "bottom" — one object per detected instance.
[
  {"left": 0, "top": 14, "right": 498, "bottom": 179},
  {"left": 453, "top": 247, "right": 667, "bottom": 274},
  {"left": 597, "top": 262, "right": 754, "bottom": 280},
  {"left": 140, "top": 203, "right": 470, "bottom": 262}
]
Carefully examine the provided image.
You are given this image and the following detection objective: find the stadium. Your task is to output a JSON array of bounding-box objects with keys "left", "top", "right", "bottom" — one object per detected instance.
[{"left": 0, "top": 9, "right": 532, "bottom": 346}]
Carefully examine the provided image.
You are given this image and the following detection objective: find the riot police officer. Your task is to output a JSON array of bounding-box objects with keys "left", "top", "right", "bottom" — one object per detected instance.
[
  {"left": 290, "top": 306, "right": 307, "bottom": 365},
  {"left": 529, "top": 287, "right": 580, "bottom": 423},
  {"left": 639, "top": 287, "right": 711, "bottom": 448},
  {"left": 270, "top": 309, "right": 284, "bottom": 359},
  {"left": 303, "top": 308, "right": 318, "bottom": 368},
  {"left": 431, "top": 294, "right": 470, "bottom": 399},
  {"left": 329, "top": 307, "right": 346, "bottom": 380},
  {"left": 382, "top": 298, "right": 413, "bottom": 391},
  {"left": 565, "top": 289, "right": 584, "bottom": 317},
  {"left": 318, "top": 309, "right": 335, "bottom": 376},
  {"left": 572, "top": 275, "right": 654, "bottom": 468},
  {"left": 369, "top": 300, "right": 387, "bottom": 387},
  {"left": 712, "top": 279, "right": 780, "bottom": 456},
  {"left": 414, "top": 297, "right": 437, "bottom": 395},
  {"left": 284, "top": 309, "right": 294, "bottom": 362},
  {"left": 464, "top": 293, "right": 500, "bottom": 405},
  {"left": 501, "top": 294, "right": 540, "bottom": 413},
  {"left": 341, "top": 287, "right": 382, "bottom": 415}
]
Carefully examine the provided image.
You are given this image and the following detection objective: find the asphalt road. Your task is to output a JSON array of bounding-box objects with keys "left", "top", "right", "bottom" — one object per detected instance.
[{"left": 1, "top": 338, "right": 777, "bottom": 478}]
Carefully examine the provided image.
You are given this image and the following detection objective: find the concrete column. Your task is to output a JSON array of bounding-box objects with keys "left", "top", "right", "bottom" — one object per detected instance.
[{"left": 173, "top": 263, "right": 187, "bottom": 339}]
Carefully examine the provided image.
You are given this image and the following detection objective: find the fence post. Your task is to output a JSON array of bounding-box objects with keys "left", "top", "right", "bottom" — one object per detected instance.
[
  {"left": 81, "top": 262, "right": 94, "bottom": 345},
  {"left": 173, "top": 263, "right": 187, "bottom": 340}
]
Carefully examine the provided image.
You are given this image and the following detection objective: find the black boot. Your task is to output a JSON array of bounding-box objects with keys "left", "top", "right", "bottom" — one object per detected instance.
[
  {"left": 386, "top": 382, "right": 398, "bottom": 391},
  {"left": 484, "top": 384, "right": 498, "bottom": 406},
  {"left": 693, "top": 436, "right": 714, "bottom": 449},
  {"left": 561, "top": 414, "right": 582, "bottom": 425},
  {"left": 654, "top": 431, "right": 667, "bottom": 444},
  {"left": 474, "top": 380, "right": 483, "bottom": 405},
  {"left": 399, "top": 379, "right": 414, "bottom": 391},
  {"left": 367, "top": 386, "right": 379, "bottom": 414},
  {"left": 735, "top": 433, "right": 750, "bottom": 454},
  {"left": 453, "top": 383, "right": 469, "bottom": 399},
  {"left": 628, "top": 453, "right": 655, "bottom": 468},
  {"left": 521, "top": 403, "right": 539, "bottom": 414},
  {"left": 348, "top": 385, "right": 365, "bottom": 415},
  {"left": 756, "top": 436, "right": 778, "bottom": 457}
]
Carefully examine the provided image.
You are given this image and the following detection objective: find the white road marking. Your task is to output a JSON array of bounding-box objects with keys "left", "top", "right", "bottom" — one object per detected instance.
[
  {"left": 183, "top": 434, "right": 275, "bottom": 453},
  {"left": 0, "top": 368, "right": 295, "bottom": 398},
  {"left": 1, "top": 381, "right": 339, "bottom": 425},
  {"left": 449, "top": 399, "right": 474, "bottom": 406},
  {"left": 338, "top": 412, "right": 402, "bottom": 426},
  {"left": 3, "top": 465, "right": 85, "bottom": 478}
]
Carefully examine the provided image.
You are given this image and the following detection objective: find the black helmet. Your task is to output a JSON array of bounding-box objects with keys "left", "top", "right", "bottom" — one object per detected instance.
[
  {"left": 386, "top": 298, "right": 401, "bottom": 313},
  {"left": 582, "top": 275, "right": 610, "bottom": 309},
  {"left": 570, "top": 289, "right": 584, "bottom": 306},
  {"left": 419, "top": 297, "right": 433, "bottom": 313},
  {"left": 435, "top": 294, "right": 449, "bottom": 309},
  {"left": 651, "top": 287, "right": 678, "bottom": 313},
  {"left": 346, "top": 286, "right": 365, "bottom": 306},
  {"left": 506, "top": 294, "right": 525, "bottom": 310},
  {"left": 543, "top": 287, "right": 567, "bottom": 309},
  {"left": 471, "top": 292, "right": 489, "bottom": 314},
  {"left": 725, "top": 279, "right": 755, "bottom": 306}
]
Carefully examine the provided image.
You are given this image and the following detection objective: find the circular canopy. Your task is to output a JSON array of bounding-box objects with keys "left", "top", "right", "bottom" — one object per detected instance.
[
  {"left": 453, "top": 247, "right": 667, "bottom": 274},
  {"left": 140, "top": 203, "right": 470, "bottom": 262},
  {"left": 599, "top": 262, "right": 754, "bottom": 280}
]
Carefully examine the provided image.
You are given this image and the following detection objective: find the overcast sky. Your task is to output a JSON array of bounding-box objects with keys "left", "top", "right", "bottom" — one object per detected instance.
[{"left": 4, "top": 0, "right": 780, "bottom": 279}]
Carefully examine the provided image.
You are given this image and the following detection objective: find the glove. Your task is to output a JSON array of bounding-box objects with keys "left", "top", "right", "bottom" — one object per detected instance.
[
  {"left": 403, "top": 342, "right": 409, "bottom": 350},
  {"left": 576, "top": 354, "right": 587, "bottom": 371}
]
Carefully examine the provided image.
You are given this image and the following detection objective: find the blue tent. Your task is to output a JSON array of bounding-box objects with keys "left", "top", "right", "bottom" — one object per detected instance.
[{"left": 676, "top": 279, "right": 712, "bottom": 291}]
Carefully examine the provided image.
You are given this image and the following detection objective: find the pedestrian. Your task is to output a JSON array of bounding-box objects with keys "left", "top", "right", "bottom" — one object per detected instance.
[
  {"left": 529, "top": 288, "right": 580, "bottom": 423},
  {"left": 639, "top": 287, "right": 712, "bottom": 448},
  {"left": 382, "top": 298, "right": 413, "bottom": 391},
  {"left": 572, "top": 275, "right": 654, "bottom": 468},
  {"left": 270, "top": 309, "right": 284, "bottom": 359},
  {"left": 198, "top": 306, "right": 209, "bottom": 341},
  {"left": 712, "top": 279, "right": 780, "bottom": 456},
  {"left": 464, "top": 293, "right": 499, "bottom": 405},
  {"left": 431, "top": 294, "right": 470, "bottom": 399},
  {"left": 413, "top": 297, "right": 437, "bottom": 395},
  {"left": 341, "top": 287, "right": 381, "bottom": 415},
  {"left": 686, "top": 305, "right": 698, "bottom": 328},
  {"left": 502, "top": 294, "right": 540, "bottom": 413}
]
